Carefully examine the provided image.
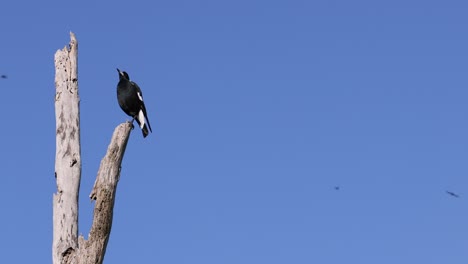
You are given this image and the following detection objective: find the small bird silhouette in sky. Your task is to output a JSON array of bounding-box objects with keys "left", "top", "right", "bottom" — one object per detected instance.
[{"left": 446, "top": 191, "right": 460, "bottom": 198}]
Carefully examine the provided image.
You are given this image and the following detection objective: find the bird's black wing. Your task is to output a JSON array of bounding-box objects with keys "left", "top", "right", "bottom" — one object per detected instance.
[{"left": 132, "top": 81, "right": 152, "bottom": 132}]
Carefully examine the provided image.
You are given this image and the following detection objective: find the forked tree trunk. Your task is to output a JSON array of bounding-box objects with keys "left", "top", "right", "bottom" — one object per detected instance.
[{"left": 53, "top": 32, "right": 132, "bottom": 264}]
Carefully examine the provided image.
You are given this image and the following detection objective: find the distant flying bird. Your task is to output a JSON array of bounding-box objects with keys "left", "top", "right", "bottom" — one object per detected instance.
[
  {"left": 334, "top": 186, "right": 340, "bottom": 191},
  {"left": 446, "top": 191, "right": 460, "bottom": 198},
  {"left": 116, "top": 68, "right": 152, "bottom": 138},
  {"left": 1, "top": 75, "right": 7, "bottom": 79}
]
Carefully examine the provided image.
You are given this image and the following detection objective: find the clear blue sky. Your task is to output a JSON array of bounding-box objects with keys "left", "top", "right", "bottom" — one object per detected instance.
[{"left": 0, "top": 0, "right": 467, "bottom": 263}]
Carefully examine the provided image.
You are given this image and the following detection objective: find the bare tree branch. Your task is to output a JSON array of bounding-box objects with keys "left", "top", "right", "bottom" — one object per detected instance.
[{"left": 73, "top": 122, "right": 132, "bottom": 264}]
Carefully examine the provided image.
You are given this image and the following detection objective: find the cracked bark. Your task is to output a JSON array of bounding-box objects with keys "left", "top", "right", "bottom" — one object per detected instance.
[{"left": 53, "top": 32, "right": 132, "bottom": 264}]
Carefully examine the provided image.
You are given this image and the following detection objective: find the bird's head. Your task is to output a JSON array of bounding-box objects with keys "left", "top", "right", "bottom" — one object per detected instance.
[{"left": 117, "top": 68, "right": 130, "bottom": 80}]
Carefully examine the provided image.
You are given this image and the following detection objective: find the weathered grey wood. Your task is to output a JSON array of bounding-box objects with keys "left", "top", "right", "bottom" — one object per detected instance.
[
  {"left": 53, "top": 32, "right": 81, "bottom": 264},
  {"left": 54, "top": 122, "right": 132, "bottom": 264},
  {"left": 53, "top": 33, "right": 133, "bottom": 264},
  {"left": 77, "top": 122, "right": 132, "bottom": 264}
]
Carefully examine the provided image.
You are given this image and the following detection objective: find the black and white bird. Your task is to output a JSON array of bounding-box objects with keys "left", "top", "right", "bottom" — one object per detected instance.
[{"left": 116, "top": 68, "right": 152, "bottom": 137}]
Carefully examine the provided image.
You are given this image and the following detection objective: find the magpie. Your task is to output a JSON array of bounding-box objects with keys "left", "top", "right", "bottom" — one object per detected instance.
[{"left": 116, "top": 68, "right": 152, "bottom": 137}]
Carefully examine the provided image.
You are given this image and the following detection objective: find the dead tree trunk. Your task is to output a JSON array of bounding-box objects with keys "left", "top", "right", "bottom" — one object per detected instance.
[
  {"left": 53, "top": 32, "right": 81, "bottom": 264},
  {"left": 53, "top": 32, "right": 132, "bottom": 264}
]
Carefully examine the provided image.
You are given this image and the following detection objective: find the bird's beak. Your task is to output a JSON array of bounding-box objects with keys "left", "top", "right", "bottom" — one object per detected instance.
[{"left": 116, "top": 68, "right": 123, "bottom": 76}]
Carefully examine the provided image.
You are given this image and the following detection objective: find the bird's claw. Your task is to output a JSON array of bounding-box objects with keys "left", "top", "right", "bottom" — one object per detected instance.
[{"left": 127, "top": 120, "right": 135, "bottom": 130}]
